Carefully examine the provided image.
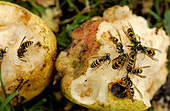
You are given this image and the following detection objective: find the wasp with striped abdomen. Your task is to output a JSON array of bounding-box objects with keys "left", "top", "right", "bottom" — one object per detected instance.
[
  {"left": 120, "top": 74, "right": 143, "bottom": 102},
  {"left": 125, "top": 46, "right": 150, "bottom": 78},
  {"left": 137, "top": 44, "right": 161, "bottom": 61},
  {"left": 17, "top": 36, "right": 33, "bottom": 62},
  {"left": 112, "top": 53, "right": 128, "bottom": 70},
  {"left": 109, "top": 29, "right": 129, "bottom": 73},
  {"left": 125, "top": 49, "right": 138, "bottom": 74},
  {"left": 124, "top": 22, "right": 161, "bottom": 62},
  {"left": 127, "top": 44, "right": 161, "bottom": 62},
  {"left": 90, "top": 53, "right": 111, "bottom": 70},
  {"left": 0, "top": 47, "right": 8, "bottom": 60},
  {"left": 122, "top": 22, "right": 140, "bottom": 46},
  {"left": 108, "top": 29, "right": 124, "bottom": 54},
  {"left": 112, "top": 53, "right": 129, "bottom": 75},
  {"left": 131, "top": 66, "right": 150, "bottom": 78}
]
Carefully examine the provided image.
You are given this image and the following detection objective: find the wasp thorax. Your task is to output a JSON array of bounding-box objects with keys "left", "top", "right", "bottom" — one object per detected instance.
[{"left": 147, "top": 49, "right": 155, "bottom": 56}]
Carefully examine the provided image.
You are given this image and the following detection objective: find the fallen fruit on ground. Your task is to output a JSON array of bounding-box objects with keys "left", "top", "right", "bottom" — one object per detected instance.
[
  {"left": 0, "top": 1, "right": 57, "bottom": 106},
  {"left": 56, "top": 5, "right": 170, "bottom": 110}
]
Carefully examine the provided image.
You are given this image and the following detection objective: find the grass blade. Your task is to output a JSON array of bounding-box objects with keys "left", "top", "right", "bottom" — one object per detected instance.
[
  {"left": 155, "top": 0, "right": 161, "bottom": 17},
  {"left": 0, "top": 68, "right": 14, "bottom": 110},
  {"left": 66, "top": 0, "right": 79, "bottom": 12},
  {"left": 0, "top": 90, "right": 18, "bottom": 111},
  {"left": 148, "top": 10, "right": 161, "bottom": 21},
  {"left": 28, "top": 98, "right": 46, "bottom": 111},
  {"left": 27, "top": 0, "right": 45, "bottom": 15},
  {"left": 0, "top": 96, "right": 11, "bottom": 111},
  {"left": 164, "top": 10, "right": 170, "bottom": 35},
  {"left": 0, "top": 69, "right": 7, "bottom": 98},
  {"left": 0, "top": 96, "right": 4, "bottom": 102}
]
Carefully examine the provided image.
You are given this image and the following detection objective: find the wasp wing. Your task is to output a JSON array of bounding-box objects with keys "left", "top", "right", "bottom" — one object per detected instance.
[
  {"left": 133, "top": 83, "right": 143, "bottom": 99},
  {"left": 141, "top": 47, "right": 161, "bottom": 61}
]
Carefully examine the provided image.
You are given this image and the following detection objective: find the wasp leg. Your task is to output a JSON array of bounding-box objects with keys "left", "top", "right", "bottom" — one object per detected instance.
[
  {"left": 18, "top": 58, "right": 27, "bottom": 62},
  {"left": 91, "top": 64, "right": 102, "bottom": 72}
]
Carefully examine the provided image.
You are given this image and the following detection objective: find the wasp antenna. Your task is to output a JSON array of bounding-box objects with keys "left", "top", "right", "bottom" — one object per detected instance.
[
  {"left": 138, "top": 35, "right": 141, "bottom": 43},
  {"left": 122, "top": 25, "right": 127, "bottom": 35},
  {"left": 108, "top": 59, "right": 111, "bottom": 65},
  {"left": 105, "top": 53, "right": 110, "bottom": 56},
  {"left": 116, "top": 69, "right": 121, "bottom": 76},
  {"left": 115, "top": 28, "right": 123, "bottom": 44},
  {"left": 4, "top": 46, "right": 9, "bottom": 50},
  {"left": 108, "top": 31, "right": 112, "bottom": 37},
  {"left": 127, "top": 22, "right": 133, "bottom": 30},
  {"left": 135, "top": 74, "right": 146, "bottom": 78},
  {"left": 137, "top": 66, "right": 151, "bottom": 69},
  {"left": 20, "top": 36, "right": 26, "bottom": 44},
  {"left": 126, "top": 45, "right": 133, "bottom": 47}
]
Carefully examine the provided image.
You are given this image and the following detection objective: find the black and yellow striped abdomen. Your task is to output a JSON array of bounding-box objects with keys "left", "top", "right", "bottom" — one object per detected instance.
[
  {"left": 127, "top": 28, "right": 134, "bottom": 39},
  {"left": 20, "top": 41, "right": 33, "bottom": 49},
  {"left": 112, "top": 60, "right": 121, "bottom": 69},
  {"left": 91, "top": 59, "right": 101, "bottom": 68},
  {"left": 126, "top": 55, "right": 136, "bottom": 73},
  {"left": 112, "top": 54, "right": 128, "bottom": 69},
  {"left": 90, "top": 53, "right": 111, "bottom": 69},
  {"left": 17, "top": 38, "right": 33, "bottom": 62},
  {"left": 18, "top": 41, "right": 33, "bottom": 58},
  {"left": 129, "top": 87, "right": 134, "bottom": 97},
  {"left": 131, "top": 68, "right": 142, "bottom": 74}
]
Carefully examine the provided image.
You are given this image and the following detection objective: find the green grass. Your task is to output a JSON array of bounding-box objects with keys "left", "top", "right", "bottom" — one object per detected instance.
[
  {"left": 164, "top": 10, "right": 170, "bottom": 35},
  {"left": 0, "top": 68, "right": 18, "bottom": 111},
  {"left": 0, "top": 90, "right": 18, "bottom": 111},
  {"left": 27, "top": 98, "right": 46, "bottom": 111}
]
